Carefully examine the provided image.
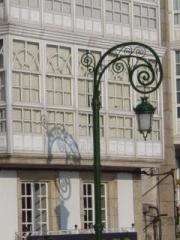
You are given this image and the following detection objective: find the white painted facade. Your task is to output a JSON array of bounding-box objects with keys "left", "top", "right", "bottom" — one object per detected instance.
[
  {"left": 0, "top": 170, "right": 18, "bottom": 240},
  {"left": 59, "top": 171, "right": 81, "bottom": 230},
  {"left": 117, "top": 173, "right": 134, "bottom": 229}
]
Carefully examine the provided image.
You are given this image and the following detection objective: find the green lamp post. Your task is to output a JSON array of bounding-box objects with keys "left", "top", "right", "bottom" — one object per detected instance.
[{"left": 81, "top": 42, "right": 163, "bottom": 240}]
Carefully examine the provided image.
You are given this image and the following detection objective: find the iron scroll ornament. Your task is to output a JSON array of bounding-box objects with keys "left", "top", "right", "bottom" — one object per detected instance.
[{"left": 81, "top": 42, "right": 163, "bottom": 96}]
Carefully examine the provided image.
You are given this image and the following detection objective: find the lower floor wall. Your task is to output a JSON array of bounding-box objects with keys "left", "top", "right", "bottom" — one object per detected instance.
[{"left": 0, "top": 169, "right": 144, "bottom": 240}]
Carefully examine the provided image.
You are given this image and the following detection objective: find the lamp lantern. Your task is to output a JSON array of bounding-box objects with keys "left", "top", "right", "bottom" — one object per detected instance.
[{"left": 134, "top": 97, "right": 156, "bottom": 140}]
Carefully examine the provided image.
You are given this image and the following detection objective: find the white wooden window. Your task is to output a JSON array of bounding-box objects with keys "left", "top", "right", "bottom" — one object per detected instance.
[
  {"left": 109, "top": 115, "right": 133, "bottom": 139},
  {"left": 0, "top": 39, "right": 5, "bottom": 102},
  {"left": 78, "top": 49, "right": 102, "bottom": 108},
  {"left": 108, "top": 61, "right": 130, "bottom": 111},
  {"left": 0, "top": 108, "right": 6, "bottom": 132},
  {"left": 12, "top": 40, "right": 40, "bottom": 103},
  {"left": 79, "top": 113, "right": 104, "bottom": 137},
  {"left": 21, "top": 182, "right": 48, "bottom": 238},
  {"left": 13, "top": 108, "right": 41, "bottom": 133},
  {"left": 176, "top": 52, "right": 180, "bottom": 118},
  {"left": 134, "top": 4, "right": 157, "bottom": 29},
  {"left": 46, "top": 45, "right": 72, "bottom": 106},
  {"left": 76, "top": 0, "right": 101, "bottom": 19},
  {"left": 47, "top": 110, "right": 74, "bottom": 135},
  {"left": 10, "top": 0, "right": 39, "bottom": 8},
  {"left": 105, "top": 0, "right": 129, "bottom": 24},
  {"left": 83, "top": 183, "right": 107, "bottom": 229},
  {"left": 44, "top": 0, "right": 71, "bottom": 14},
  {"left": 174, "top": 0, "right": 180, "bottom": 24}
]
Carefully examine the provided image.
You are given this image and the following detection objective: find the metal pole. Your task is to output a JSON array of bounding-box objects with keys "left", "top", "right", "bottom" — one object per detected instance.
[{"left": 92, "top": 85, "right": 102, "bottom": 240}]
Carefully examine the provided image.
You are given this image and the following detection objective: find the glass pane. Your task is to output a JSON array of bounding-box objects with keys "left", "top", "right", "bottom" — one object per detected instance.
[
  {"left": 177, "top": 107, "right": 180, "bottom": 118},
  {"left": 106, "top": 0, "right": 113, "bottom": 11},
  {"left": 106, "top": 11, "right": 113, "bottom": 21},
  {"left": 177, "top": 79, "right": 180, "bottom": 90},
  {"left": 149, "top": 8, "right": 156, "bottom": 18},
  {"left": 41, "top": 183, "right": 46, "bottom": 195},
  {"left": 177, "top": 64, "right": 180, "bottom": 75},
  {"left": 122, "top": 14, "right": 129, "bottom": 24},
  {"left": 45, "top": 0, "right": 53, "bottom": 11},
  {"left": 114, "top": 12, "right": 120, "bottom": 22},
  {"left": 177, "top": 92, "right": 180, "bottom": 103},
  {"left": 122, "top": 2, "right": 129, "bottom": 13},
  {"left": 134, "top": 5, "right": 141, "bottom": 15},
  {"left": 63, "top": 3, "right": 71, "bottom": 14},
  {"left": 142, "top": 18, "right": 148, "bottom": 28},
  {"left": 76, "top": 5, "right": 84, "bottom": 17},
  {"left": 149, "top": 19, "right": 156, "bottom": 28},
  {"left": 54, "top": 0, "right": 62, "bottom": 12},
  {"left": 142, "top": 7, "right": 148, "bottom": 17},
  {"left": 114, "top": 1, "right": 120, "bottom": 12},
  {"left": 134, "top": 16, "right": 141, "bottom": 26},
  {"left": 87, "top": 184, "right": 92, "bottom": 195}
]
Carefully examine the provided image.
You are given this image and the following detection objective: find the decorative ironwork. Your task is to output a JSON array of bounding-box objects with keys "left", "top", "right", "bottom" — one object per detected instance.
[
  {"left": 81, "top": 42, "right": 162, "bottom": 95},
  {"left": 27, "top": 232, "right": 137, "bottom": 240},
  {"left": 81, "top": 50, "right": 96, "bottom": 74}
]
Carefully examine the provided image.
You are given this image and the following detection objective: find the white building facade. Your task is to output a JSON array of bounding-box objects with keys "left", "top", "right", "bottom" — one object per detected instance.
[{"left": 0, "top": 1, "right": 171, "bottom": 240}]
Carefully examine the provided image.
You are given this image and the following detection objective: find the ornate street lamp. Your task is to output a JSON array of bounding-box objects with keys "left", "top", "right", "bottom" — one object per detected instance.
[{"left": 81, "top": 42, "right": 163, "bottom": 240}]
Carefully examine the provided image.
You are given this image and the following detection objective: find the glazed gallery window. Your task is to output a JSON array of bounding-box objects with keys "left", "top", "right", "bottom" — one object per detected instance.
[
  {"left": 10, "top": 0, "right": 39, "bottom": 8},
  {"left": 174, "top": 0, "right": 180, "bottom": 24},
  {"left": 108, "top": 58, "right": 130, "bottom": 111},
  {"left": 78, "top": 49, "right": 101, "bottom": 108},
  {"left": 44, "top": 0, "right": 71, "bottom": 14},
  {"left": 76, "top": 0, "right": 101, "bottom": 19},
  {"left": 109, "top": 115, "right": 133, "bottom": 139},
  {"left": 12, "top": 40, "right": 40, "bottom": 103},
  {"left": 134, "top": 4, "right": 157, "bottom": 29},
  {"left": 46, "top": 45, "right": 72, "bottom": 106},
  {"left": 79, "top": 113, "right": 104, "bottom": 137},
  {"left": 47, "top": 110, "right": 74, "bottom": 135},
  {"left": 0, "top": 39, "right": 5, "bottom": 102},
  {"left": 83, "top": 183, "right": 107, "bottom": 229},
  {"left": 13, "top": 108, "right": 41, "bottom": 133},
  {"left": 176, "top": 51, "right": 180, "bottom": 118},
  {"left": 0, "top": 108, "right": 6, "bottom": 132},
  {"left": 105, "top": 0, "right": 129, "bottom": 24},
  {"left": 21, "top": 182, "right": 48, "bottom": 237}
]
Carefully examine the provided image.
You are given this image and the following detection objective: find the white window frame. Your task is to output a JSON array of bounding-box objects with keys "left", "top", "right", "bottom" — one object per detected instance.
[
  {"left": 0, "top": 108, "right": 6, "bottom": 132},
  {"left": 109, "top": 115, "right": 133, "bottom": 139},
  {"left": 78, "top": 113, "right": 104, "bottom": 137},
  {"left": 174, "top": 0, "right": 180, "bottom": 25},
  {"left": 47, "top": 110, "right": 74, "bottom": 135},
  {"left": 0, "top": 39, "right": 5, "bottom": 103},
  {"left": 133, "top": 3, "right": 157, "bottom": 29},
  {"left": 21, "top": 181, "right": 48, "bottom": 238},
  {"left": 46, "top": 44, "right": 72, "bottom": 107},
  {"left": 13, "top": 108, "right": 42, "bottom": 133},
  {"left": 44, "top": 0, "right": 71, "bottom": 15},
  {"left": 105, "top": 0, "right": 130, "bottom": 24},
  {"left": 10, "top": 0, "right": 40, "bottom": 9},
  {"left": 75, "top": 0, "right": 101, "bottom": 19},
  {"left": 12, "top": 40, "right": 40, "bottom": 104},
  {"left": 82, "top": 182, "right": 107, "bottom": 229}
]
